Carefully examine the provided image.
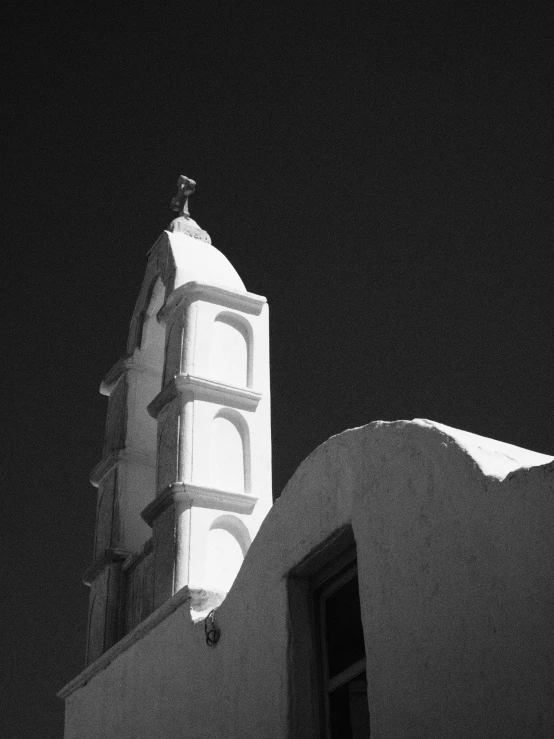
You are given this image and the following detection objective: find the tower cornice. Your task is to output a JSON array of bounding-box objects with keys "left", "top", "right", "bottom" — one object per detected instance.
[
  {"left": 141, "top": 482, "right": 259, "bottom": 526},
  {"left": 147, "top": 373, "right": 262, "bottom": 419},
  {"left": 158, "top": 281, "right": 266, "bottom": 324}
]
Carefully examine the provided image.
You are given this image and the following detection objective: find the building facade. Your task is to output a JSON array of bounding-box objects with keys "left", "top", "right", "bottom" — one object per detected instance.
[{"left": 59, "top": 179, "right": 554, "bottom": 738}]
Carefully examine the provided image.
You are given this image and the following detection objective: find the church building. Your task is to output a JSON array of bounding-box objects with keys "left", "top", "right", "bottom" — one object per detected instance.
[{"left": 59, "top": 177, "right": 554, "bottom": 738}]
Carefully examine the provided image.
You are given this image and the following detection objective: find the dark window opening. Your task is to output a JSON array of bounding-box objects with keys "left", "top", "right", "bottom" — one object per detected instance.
[
  {"left": 329, "top": 672, "right": 369, "bottom": 739},
  {"left": 315, "top": 561, "right": 370, "bottom": 739}
]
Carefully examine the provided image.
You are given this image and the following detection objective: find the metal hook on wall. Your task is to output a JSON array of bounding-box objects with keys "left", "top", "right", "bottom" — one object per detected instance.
[{"left": 204, "top": 609, "right": 221, "bottom": 647}]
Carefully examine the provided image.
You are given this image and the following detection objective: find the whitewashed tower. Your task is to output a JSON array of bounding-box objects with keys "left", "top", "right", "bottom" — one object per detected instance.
[{"left": 85, "top": 176, "right": 272, "bottom": 664}]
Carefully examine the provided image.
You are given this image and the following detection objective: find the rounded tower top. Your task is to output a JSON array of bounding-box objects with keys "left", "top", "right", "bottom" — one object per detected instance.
[{"left": 164, "top": 230, "right": 246, "bottom": 292}]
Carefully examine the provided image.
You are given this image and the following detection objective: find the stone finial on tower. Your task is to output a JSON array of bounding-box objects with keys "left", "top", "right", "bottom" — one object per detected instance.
[
  {"left": 168, "top": 175, "right": 211, "bottom": 242},
  {"left": 170, "top": 175, "right": 196, "bottom": 218}
]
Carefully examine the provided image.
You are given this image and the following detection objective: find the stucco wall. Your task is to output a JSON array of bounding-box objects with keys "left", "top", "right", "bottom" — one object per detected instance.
[{"left": 63, "top": 420, "right": 554, "bottom": 739}]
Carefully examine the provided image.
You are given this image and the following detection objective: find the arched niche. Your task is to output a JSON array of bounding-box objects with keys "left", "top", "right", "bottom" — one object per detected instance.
[
  {"left": 209, "top": 312, "right": 253, "bottom": 388},
  {"left": 204, "top": 515, "right": 251, "bottom": 592},
  {"left": 210, "top": 514, "right": 251, "bottom": 555},
  {"left": 209, "top": 409, "right": 251, "bottom": 494}
]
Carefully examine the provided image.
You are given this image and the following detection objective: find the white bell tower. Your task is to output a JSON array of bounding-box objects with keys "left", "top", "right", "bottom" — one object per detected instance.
[{"left": 85, "top": 176, "right": 272, "bottom": 663}]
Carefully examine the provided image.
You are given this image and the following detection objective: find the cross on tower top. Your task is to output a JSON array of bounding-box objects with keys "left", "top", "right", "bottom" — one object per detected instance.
[{"left": 170, "top": 175, "right": 196, "bottom": 218}]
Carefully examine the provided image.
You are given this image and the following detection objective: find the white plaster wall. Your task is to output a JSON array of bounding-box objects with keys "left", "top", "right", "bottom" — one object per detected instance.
[
  {"left": 204, "top": 528, "right": 245, "bottom": 591},
  {"left": 64, "top": 420, "right": 554, "bottom": 739},
  {"left": 210, "top": 414, "right": 245, "bottom": 492},
  {"left": 248, "top": 303, "right": 271, "bottom": 510},
  {"left": 209, "top": 315, "right": 249, "bottom": 387}
]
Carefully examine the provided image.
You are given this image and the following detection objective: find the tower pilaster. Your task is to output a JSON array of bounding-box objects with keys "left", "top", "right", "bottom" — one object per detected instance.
[{"left": 143, "top": 281, "right": 271, "bottom": 613}]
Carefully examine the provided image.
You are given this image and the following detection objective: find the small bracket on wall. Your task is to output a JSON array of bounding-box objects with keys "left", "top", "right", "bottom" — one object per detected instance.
[{"left": 204, "top": 609, "right": 221, "bottom": 647}]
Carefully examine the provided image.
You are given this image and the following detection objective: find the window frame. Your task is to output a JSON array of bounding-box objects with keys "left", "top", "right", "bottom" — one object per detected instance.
[
  {"left": 311, "top": 553, "right": 367, "bottom": 738},
  {"left": 288, "top": 526, "right": 369, "bottom": 739}
]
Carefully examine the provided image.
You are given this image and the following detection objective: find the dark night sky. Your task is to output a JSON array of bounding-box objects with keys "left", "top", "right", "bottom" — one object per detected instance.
[{"left": 2, "top": 2, "right": 553, "bottom": 736}]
